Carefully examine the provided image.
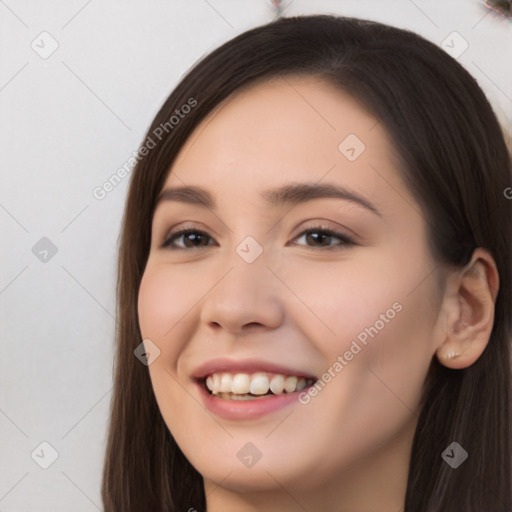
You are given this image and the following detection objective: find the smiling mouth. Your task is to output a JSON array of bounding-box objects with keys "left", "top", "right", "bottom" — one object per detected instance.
[{"left": 201, "top": 371, "right": 317, "bottom": 400}]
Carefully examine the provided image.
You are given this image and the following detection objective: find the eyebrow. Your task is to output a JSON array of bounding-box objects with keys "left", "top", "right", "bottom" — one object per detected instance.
[{"left": 155, "top": 182, "right": 382, "bottom": 217}]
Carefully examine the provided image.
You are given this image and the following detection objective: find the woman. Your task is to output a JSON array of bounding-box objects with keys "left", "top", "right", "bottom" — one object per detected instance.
[{"left": 102, "top": 14, "right": 511, "bottom": 512}]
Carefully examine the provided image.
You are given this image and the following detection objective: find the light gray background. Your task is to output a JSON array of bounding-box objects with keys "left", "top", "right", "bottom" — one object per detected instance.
[{"left": 1, "top": 1, "right": 510, "bottom": 510}]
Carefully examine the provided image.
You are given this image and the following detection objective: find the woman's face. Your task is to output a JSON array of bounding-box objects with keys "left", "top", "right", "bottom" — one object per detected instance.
[{"left": 138, "top": 77, "right": 446, "bottom": 505}]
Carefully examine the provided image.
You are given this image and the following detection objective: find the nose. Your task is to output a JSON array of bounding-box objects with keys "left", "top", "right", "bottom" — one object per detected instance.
[{"left": 199, "top": 256, "right": 285, "bottom": 335}]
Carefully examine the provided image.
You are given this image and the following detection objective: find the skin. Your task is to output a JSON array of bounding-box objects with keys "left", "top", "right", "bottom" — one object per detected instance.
[{"left": 137, "top": 76, "right": 499, "bottom": 512}]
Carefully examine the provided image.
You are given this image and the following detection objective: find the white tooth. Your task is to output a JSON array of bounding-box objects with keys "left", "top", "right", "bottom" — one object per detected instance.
[
  {"left": 250, "top": 372, "right": 270, "bottom": 395},
  {"left": 232, "top": 373, "right": 251, "bottom": 394},
  {"left": 296, "top": 377, "right": 307, "bottom": 390},
  {"left": 206, "top": 376, "right": 214, "bottom": 391},
  {"left": 269, "top": 374, "right": 285, "bottom": 394},
  {"left": 220, "top": 373, "right": 232, "bottom": 393},
  {"left": 284, "top": 375, "right": 298, "bottom": 393},
  {"left": 212, "top": 373, "right": 221, "bottom": 394}
]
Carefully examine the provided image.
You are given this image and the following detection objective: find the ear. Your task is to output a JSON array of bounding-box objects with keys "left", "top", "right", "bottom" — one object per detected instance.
[{"left": 436, "top": 248, "right": 499, "bottom": 369}]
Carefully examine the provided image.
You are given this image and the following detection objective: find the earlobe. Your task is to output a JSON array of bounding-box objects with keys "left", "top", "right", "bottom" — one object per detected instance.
[{"left": 436, "top": 248, "right": 499, "bottom": 370}]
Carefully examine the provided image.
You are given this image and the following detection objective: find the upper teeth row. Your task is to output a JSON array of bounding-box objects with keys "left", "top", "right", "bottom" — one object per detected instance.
[{"left": 205, "top": 372, "right": 312, "bottom": 395}]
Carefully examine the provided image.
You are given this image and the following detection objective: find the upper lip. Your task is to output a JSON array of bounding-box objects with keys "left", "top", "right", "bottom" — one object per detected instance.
[{"left": 191, "top": 358, "right": 319, "bottom": 381}]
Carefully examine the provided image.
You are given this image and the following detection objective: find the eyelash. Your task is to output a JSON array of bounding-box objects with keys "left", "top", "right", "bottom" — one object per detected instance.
[{"left": 161, "top": 225, "right": 355, "bottom": 251}]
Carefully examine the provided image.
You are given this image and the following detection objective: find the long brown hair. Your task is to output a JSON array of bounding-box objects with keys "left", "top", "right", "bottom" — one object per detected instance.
[{"left": 101, "top": 14, "right": 512, "bottom": 511}]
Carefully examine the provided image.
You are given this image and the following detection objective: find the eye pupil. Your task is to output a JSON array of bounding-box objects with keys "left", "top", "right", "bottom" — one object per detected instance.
[
  {"left": 306, "top": 231, "right": 330, "bottom": 246},
  {"left": 184, "top": 232, "right": 207, "bottom": 248}
]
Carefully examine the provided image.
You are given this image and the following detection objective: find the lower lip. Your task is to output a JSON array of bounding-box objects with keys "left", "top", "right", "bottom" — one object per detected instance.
[{"left": 195, "top": 381, "right": 309, "bottom": 421}]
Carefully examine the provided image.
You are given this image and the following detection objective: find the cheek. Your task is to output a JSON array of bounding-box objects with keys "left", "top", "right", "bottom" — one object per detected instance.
[
  {"left": 277, "top": 253, "right": 406, "bottom": 350},
  {"left": 137, "top": 266, "right": 190, "bottom": 391},
  {"left": 137, "top": 266, "right": 196, "bottom": 421},
  {"left": 138, "top": 264, "right": 200, "bottom": 349},
  {"left": 329, "top": 269, "right": 436, "bottom": 432},
  {"left": 280, "top": 251, "right": 436, "bottom": 427}
]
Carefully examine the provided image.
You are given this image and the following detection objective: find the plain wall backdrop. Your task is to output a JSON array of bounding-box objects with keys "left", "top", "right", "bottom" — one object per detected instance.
[{"left": 1, "top": 0, "right": 511, "bottom": 510}]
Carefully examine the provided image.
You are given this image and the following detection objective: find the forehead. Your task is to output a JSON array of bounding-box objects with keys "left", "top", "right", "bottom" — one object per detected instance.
[{"left": 164, "top": 76, "right": 404, "bottom": 210}]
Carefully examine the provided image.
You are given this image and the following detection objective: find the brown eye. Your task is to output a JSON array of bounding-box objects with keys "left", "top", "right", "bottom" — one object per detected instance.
[
  {"left": 291, "top": 226, "right": 355, "bottom": 250},
  {"left": 162, "top": 229, "right": 215, "bottom": 250}
]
